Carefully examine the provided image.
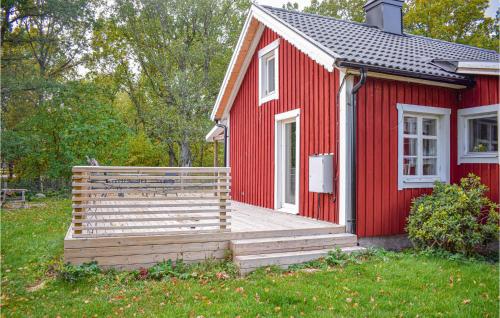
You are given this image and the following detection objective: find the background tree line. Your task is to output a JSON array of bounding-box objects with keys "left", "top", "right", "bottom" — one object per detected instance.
[{"left": 1, "top": 0, "right": 497, "bottom": 193}]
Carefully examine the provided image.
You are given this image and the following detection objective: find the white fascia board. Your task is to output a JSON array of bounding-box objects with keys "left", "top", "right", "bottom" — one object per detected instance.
[
  {"left": 252, "top": 5, "right": 336, "bottom": 72},
  {"left": 456, "top": 61, "right": 500, "bottom": 76},
  {"left": 210, "top": 9, "right": 256, "bottom": 121},
  {"left": 205, "top": 125, "right": 224, "bottom": 142}
]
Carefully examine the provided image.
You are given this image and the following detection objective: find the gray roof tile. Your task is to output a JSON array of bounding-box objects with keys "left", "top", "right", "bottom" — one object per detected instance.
[{"left": 261, "top": 5, "right": 499, "bottom": 82}]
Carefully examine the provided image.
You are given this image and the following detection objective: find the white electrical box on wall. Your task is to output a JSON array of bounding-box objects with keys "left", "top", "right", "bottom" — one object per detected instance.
[{"left": 309, "top": 154, "right": 334, "bottom": 193}]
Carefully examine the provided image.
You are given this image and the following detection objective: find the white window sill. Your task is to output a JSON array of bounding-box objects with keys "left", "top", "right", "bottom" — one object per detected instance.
[
  {"left": 458, "top": 153, "right": 499, "bottom": 164},
  {"left": 259, "top": 93, "right": 278, "bottom": 106},
  {"left": 399, "top": 177, "right": 446, "bottom": 190}
]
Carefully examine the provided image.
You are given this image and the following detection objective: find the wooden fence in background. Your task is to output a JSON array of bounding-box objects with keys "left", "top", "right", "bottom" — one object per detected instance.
[{"left": 71, "top": 166, "right": 231, "bottom": 238}]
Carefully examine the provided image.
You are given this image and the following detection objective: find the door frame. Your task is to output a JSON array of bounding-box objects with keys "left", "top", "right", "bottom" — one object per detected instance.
[{"left": 274, "top": 109, "right": 300, "bottom": 214}]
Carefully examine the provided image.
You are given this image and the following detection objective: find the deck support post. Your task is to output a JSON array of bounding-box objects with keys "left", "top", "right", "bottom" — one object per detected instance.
[
  {"left": 213, "top": 141, "right": 219, "bottom": 167},
  {"left": 218, "top": 170, "right": 227, "bottom": 231},
  {"left": 72, "top": 170, "right": 88, "bottom": 235}
]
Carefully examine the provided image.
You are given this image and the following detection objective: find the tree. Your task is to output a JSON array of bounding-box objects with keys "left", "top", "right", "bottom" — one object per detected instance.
[
  {"left": 91, "top": 0, "right": 249, "bottom": 166},
  {"left": 1, "top": 0, "right": 97, "bottom": 114},
  {"left": 304, "top": 0, "right": 365, "bottom": 22},
  {"left": 2, "top": 82, "right": 130, "bottom": 182},
  {"left": 404, "top": 0, "right": 498, "bottom": 51}
]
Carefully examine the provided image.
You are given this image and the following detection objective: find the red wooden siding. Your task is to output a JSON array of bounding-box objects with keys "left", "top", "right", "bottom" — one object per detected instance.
[
  {"left": 229, "top": 27, "right": 340, "bottom": 222},
  {"left": 228, "top": 28, "right": 498, "bottom": 238},
  {"left": 355, "top": 78, "right": 459, "bottom": 237},
  {"left": 455, "top": 76, "right": 499, "bottom": 203}
]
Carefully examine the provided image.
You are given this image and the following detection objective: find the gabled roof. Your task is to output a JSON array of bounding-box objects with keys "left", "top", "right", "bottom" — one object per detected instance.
[
  {"left": 210, "top": 4, "right": 499, "bottom": 120},
  {"left": 264, "top": 6, "right": 498, "bottom": 82}
]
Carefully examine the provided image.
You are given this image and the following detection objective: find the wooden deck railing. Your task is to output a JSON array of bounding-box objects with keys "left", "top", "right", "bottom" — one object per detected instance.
[{"left": 71, "top": 166, "right": 231, "bottom": 238}]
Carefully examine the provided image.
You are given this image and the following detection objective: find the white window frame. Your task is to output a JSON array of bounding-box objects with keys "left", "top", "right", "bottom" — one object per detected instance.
[
  {"left": 457, "top": 104, "right": 499, "bottom": 164},
  {"left": 274, "top": 109, "right": 300, "bottom": 214},
  {"left": 397, "top": 104, "right": 451, "bottom": 190},
  {"left": 258, "top": 39, "right": 279, "bottom": 105}
]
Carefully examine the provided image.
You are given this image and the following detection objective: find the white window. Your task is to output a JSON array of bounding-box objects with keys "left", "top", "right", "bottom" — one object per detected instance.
[
  {"left": 397, "top": 104, "right": 451, "bottom": 189},
  {"left": 258, "top": 39, "right": 279, "bottom": 105},
  {"left": 458, "top": 104, "right": 499, "bottom": 164}
]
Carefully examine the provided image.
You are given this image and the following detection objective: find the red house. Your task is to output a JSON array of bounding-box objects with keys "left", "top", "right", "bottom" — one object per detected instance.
[{"left": 206, "top": 1, "right": 499, "bottom": 244}]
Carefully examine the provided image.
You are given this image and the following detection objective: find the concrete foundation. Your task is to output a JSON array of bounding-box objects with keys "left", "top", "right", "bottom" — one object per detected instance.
[{"left": 358, "top": 234, "right": 412, "bottom": 251}]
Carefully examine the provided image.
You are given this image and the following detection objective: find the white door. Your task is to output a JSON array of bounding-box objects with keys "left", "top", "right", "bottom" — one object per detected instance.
[{"left": 275, "top": 110, "right": 300, "bottom": 214}]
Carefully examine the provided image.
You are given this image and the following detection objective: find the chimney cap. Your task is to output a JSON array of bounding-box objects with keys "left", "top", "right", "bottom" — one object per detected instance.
[{"left": 364, "top": 0, "right": 404, "bottom": 10}]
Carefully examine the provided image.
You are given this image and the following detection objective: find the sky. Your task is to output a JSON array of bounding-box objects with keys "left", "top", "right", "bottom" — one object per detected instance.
[{"left": 256, "top": 0, "right": 500, "bottom": 18}]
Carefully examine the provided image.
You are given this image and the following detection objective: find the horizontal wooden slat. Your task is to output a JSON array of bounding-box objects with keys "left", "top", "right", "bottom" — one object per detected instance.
[
  {"left": 75, "top": 175, "right": 231, "bottom": 181},
  {"left": 72, "top": 222, "right": 231, "bottom": 231},
  {"left": 72, "top": 196, "right": 230, "bottom": 202},
  {"left": 72, "top": 216, "right": 231, "bottom": 223},
  {"left": 72, "top": 182, "right": 230, "bottom": 188},
  {"left": 73, "top": 166, "right": 230, "bottom": 173},
  {"left": 72, "top": 188, "right": 230, "bottom": 195},
  {"left": 72, "top": 209, "right": 231, "bottom": 216},
  {"left": 72, "top": 202, "right": 230, "bottom": 209},
  {"left": 71, "top": 228, "right": 230, "bottom": 238}
]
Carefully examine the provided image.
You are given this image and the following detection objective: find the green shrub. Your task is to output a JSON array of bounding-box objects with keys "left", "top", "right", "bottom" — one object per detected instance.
[
  {"left": 146, "top": 259, "right": 190, "bottom": 280},
  {"left": 406, "top": 174, "right": 499, "bottom": 255},
  {"left": 58, "top": 262, "right": 100, "bottom": 283},
  {"left": 136, "top": 259, "right": 237, "bottom": 281}
]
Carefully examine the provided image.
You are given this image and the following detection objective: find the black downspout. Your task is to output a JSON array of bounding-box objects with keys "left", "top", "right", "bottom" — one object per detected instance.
[
  {"left": 215, "top": 121, "right": 228, "bottom": 167},
  {"left": 348, "top": 68, "right": 367, "bottom": 234}
]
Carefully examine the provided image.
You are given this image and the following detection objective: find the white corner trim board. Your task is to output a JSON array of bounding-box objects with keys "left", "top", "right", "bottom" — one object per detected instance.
[
  {"left": 337, "top": 71, "right": 352, "bottom": 226},
  {"left": 457, "top": 104, "right": 499, "bottom": 164},
  {"left": 396, "top": 103, "right": 451, "bottom": 190}
]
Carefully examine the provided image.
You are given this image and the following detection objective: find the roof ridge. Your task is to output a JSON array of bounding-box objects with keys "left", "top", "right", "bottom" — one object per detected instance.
[
  {"left": 261, "top": 5, "right": 498, "bottom": 55},
  {"left": 260, "top": 5, "right": 371, "bottom": 29}
]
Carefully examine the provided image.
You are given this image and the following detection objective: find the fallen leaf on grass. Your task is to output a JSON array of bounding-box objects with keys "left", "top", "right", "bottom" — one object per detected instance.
[
  {"left": 235, "top": 287, "right": 244, "bottom": 293},
  {"left": 26, "top": 280, "right": 46, "bottom": 292},
  {"left": 462, "top": 299, "right": 471, "bottom": 305}
]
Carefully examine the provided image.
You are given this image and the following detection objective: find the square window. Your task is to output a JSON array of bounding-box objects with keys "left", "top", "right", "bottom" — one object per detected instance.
[
  {"left": 403, "top": 157, "right": 417, "bottom": 176},
  {"left": 468, "top": 116, "right": 498, "bottom": 152},
  {"left": 404, "top": 116, "right": 417, "bottom": 135},
  {"left": 404, "top": 138, "right": 417, "bottom": 156},
  {"left": 398, "top": 104, "right": 450, "bottom": 189},
  {"left": 458, "top": 105, "right": 499, "bottom": 164},
  {"left": 422, "top": 158, "right": 437, "bottom": 175},
  {"left": 423, "top": 139, "right": 437, "bottom": 156},
  {"left": 422, "top": 118, "right": 437, "bottom": 136}
]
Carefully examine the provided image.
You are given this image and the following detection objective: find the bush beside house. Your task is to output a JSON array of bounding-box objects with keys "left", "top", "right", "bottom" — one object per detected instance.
[{"left": 407, "top": 174, "right": 499, "bottom": 256}]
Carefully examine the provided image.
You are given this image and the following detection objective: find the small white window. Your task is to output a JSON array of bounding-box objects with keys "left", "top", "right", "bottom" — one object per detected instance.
[
  {"left": 258, "top": 40, "right": 279, "bottom": 105},
  {"left": 458, "top": 104, "right": 499, "bottom": 164},
  {"left": 397, "top": 104, "right": 450, "bottom": 189}
]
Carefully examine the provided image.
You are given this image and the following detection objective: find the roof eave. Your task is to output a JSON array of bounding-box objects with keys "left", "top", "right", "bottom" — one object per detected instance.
[{"left": 337, "top": 61, "right": 473, "bottom": 88}]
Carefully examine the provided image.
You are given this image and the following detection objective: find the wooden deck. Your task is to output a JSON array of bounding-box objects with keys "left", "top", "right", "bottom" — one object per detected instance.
[
  {"left": 64, "top": 200, "right": 344, "bottom": 269},
  {"left": 64, "top": 166, "right": 344, "bottom": 270}
]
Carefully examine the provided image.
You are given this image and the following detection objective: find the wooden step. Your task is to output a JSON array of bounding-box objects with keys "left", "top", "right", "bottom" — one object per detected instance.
[
  {"left": 230, "top": 233, "right": 357, "bottom": 256},
  {"left": 235, "top": 246, "right": 366, "bottom": 275}
]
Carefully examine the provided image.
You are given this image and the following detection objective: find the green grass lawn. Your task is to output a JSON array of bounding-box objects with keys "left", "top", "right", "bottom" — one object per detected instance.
[{"left": 1, "top": 199, "right": 498, "bottom": 317}]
